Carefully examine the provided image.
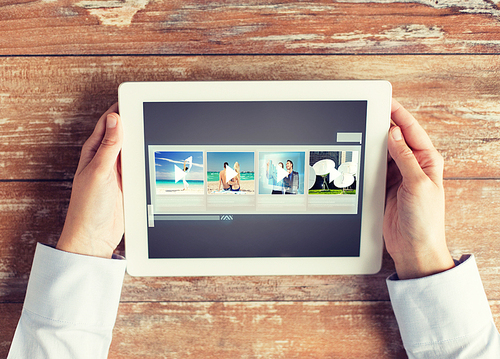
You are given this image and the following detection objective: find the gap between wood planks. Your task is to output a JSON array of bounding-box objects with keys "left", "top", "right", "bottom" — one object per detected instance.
[{"left": 1, "top": 53, "right": 500, "bottom": 57}]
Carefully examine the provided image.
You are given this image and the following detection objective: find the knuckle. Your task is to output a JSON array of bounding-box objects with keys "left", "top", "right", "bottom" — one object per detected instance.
[
  {"left": 396, "top": 145, "right": 414, "bottom": 160},
  {"left": 434, "top": 152, "right": 445, "bottom": 166},
  {"left": 81, "top": 135, "right": 100, "bottom": 153},
  {"left": 100, "top": 136, "right": 118, "bottom": 148},
  {"left": 81, "top": 138, "right": 93, "bottom": 151},
  {"left": 81, "top": 140, "right": 97, "bottom": 157}
]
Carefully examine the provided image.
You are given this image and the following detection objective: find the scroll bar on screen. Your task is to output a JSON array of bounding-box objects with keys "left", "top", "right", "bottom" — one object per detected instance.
[
  {"left": 337, "top": 132, "right": 363, "bottom": 144},
  {"left": 155, "top": 215, "right": 221, "bottom": 221},
  {"left": 148, "top": 205, "right": 154, "bottom": 227}
]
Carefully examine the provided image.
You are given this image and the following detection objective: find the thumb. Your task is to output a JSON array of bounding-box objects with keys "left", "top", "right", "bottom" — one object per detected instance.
[
  {"left": 387, "top": 126, "right": 425, "bottom": 184},
  {"left": 93, "top": 113, "right": 123, "bottom": 171}
]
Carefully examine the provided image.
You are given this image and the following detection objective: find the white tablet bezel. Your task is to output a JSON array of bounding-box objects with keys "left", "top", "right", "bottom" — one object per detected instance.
[{"left": 118, "top": 80, "right": 391, "bottom": 277}]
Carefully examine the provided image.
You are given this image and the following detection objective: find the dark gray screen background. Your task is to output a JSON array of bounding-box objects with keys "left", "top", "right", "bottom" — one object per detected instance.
[{"left": 144, "top": 101, "right": 367, "bottom": 258}]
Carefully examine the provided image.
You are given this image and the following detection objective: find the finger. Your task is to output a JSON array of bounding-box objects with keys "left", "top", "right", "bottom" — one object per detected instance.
[
  {"left": 387, "top": 124, "right": 397, "bottom": 163},
  {"left": 391, "top": 99, "right": 445, "bottom": 185},
  {"left": 387, "top": 126, "right": 426, "bottom": 185},
  {"left": 391, "top": 99, "right": 435, "bottom": 153},
  {"left": 92, "top": 112, "right": 124, "bottom": 173},
  {"left": 86, "top": 103, "right": 119, "bottom": 152},
  {"left": 77, "top": 103, "right": 119, "bottom": 174}
]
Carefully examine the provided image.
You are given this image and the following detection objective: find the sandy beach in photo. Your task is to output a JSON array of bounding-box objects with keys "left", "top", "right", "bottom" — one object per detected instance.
[
  {"left": 207, "top": 180, "right": 255, "bottom": 194},
  {"left": 156, "top": 187, "right": 205, "bottom": 195},
  {"left": 155, "top": 180, "right": 205, "bottom": 195}
]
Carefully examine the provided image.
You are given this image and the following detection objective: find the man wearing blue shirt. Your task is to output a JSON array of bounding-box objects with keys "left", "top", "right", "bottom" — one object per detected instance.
[{"left": 283, "top": 159, "right": 299, "bottom": 194}]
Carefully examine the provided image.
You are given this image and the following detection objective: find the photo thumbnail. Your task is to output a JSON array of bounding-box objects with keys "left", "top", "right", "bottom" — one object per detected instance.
[
  {"left": 259, "top": 152, "right": 305, "bottom": 195},
  {"left": 207, "top": 152, "right": 255, "bottom": 194},
  {"left": 309, "top": 151, "right": 358, "bottom": 195},
  {"left": 154, "top": 151, "right": 204, "bottom": 194}
]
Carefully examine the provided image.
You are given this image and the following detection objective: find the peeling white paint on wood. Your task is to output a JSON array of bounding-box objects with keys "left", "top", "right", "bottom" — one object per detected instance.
[
  {"left": 75, "top": 0, "right": 151, "bottom": 27},
  {"left": 179, "top": 3, "right": 339, "bottom": 12},
  {"left": 249, "top": 34, "right": 324, "bottom": 42},
  {"left": 382, "top": 24, "right": 444, "bottom": 40},
  {"left": 336, "top": 0, "right": 500, "bottom": 18},
  {"left": 285, "top": 24, "right": 445, "bottom": 50},
  {"left": 328, "top": 25, "right": 444, "bottom": 42}
]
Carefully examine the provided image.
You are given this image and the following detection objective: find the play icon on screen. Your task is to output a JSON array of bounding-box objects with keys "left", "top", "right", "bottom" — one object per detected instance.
[
  {"left": 174, "top": 165, "right": 187, "bottom": 183},
  {"left": 225, "top": 165, "right": 238, "bottom": 182},
  {"left": 276, "top": 165, "right": 289, "bottom": 183}
]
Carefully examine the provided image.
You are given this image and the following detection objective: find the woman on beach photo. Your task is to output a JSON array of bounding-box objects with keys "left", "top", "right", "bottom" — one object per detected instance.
[
  {"left": 182, "top": 159, "right": 190, "bottom": 191},
  {"left": 228, "top": 162, "right": 240, "bottom": 191}
]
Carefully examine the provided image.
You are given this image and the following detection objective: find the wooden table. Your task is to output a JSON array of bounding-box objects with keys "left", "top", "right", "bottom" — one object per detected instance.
[{"left": 1, "top": 1, "right": 499, "bottom": 358}]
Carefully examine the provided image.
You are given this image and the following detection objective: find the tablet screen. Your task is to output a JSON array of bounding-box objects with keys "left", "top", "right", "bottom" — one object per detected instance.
[{"left": 143, "top": 101, "right": 367, "bottom": 259}]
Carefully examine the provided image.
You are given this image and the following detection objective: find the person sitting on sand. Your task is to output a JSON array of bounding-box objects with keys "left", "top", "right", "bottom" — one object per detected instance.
[
  {"left": 218, "top": 162, "right": 231, "bottom": 191},
  {"left": 228, "top": 162, "right": 240, "bottom": 191}
]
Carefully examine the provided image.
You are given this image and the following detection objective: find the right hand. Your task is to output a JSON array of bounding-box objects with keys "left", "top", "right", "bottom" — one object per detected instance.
[{"left": 383, "top": 99, "right": 455, "bottom": 280}]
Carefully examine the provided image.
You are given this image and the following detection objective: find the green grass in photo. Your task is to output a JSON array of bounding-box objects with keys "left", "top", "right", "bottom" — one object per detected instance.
[{"left": 309, "top": 189, "right": 356, "bottom": 195}]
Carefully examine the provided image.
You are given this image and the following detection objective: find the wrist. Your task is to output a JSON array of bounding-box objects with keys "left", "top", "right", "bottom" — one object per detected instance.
[
  {"left": 57, "top": 232, "right": 114, "bottom": 259},
  {"left": 393, "top": 247, "right": 455, "bottom": 280}
]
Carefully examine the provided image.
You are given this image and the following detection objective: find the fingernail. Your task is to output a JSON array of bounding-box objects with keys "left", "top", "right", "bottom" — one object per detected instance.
[
  {"left": 107, "top": 114, "right": 117, "bottom": 129},
  {"left": 392, "top": 126, "right": 402, "bottom": 141}
]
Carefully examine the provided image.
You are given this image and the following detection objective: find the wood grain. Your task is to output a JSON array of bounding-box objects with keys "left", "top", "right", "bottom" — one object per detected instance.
[
  {"left": 2, "top": 1, "right": 500, "bottom": 357},
  {"left": 1, "top": 55, "right": 499, "bottom": 180},
  {"left": 1, "top": 1, "right": 500, "bottom": 55},
  {"left": 0, "top": 182, "right": 69, "bottom": 301},
  {"left": 2, "top": 301, "right": 500, "bottom": 359},
  {"left": 1, "top": 179, "right": 498, "bottom": 304},
  {"left": 0, "top": 303, "right": 22, "bottom": 357},
  {"left": 110, "top": 301, "right": 407, "bottom": 359}
]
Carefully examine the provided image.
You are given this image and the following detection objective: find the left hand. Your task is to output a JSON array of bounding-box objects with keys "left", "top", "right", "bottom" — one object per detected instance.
[{"left": 56, "top": 103, "right": 124, "bottom": 258}]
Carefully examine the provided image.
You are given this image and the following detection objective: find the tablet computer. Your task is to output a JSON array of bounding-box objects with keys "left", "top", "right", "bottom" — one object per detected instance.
[{"left": 118, "top": 80, "right": 391, "bottom": 276}]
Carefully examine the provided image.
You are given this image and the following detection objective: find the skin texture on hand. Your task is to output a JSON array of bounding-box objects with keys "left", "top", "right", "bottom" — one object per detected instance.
[
  {"left": 56, "top": 103, "right": 124, "bottom": 259},
  {"left": 384, "top": 99, "right": 455, "bottom": 280}
]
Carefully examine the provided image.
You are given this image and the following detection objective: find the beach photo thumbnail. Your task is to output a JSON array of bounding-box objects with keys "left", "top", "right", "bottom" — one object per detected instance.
[
  {"left": 154, "top": 151, "right": 204, "bottom": 194},
  {"left": 207, "top": 152, "right": 255, "bottom": 194},
  {"left": 259, "top": 151, "right": 305, "bottom": 195},
  {"left": 309, "top": 151, "right": 358, "bottom": 195}
]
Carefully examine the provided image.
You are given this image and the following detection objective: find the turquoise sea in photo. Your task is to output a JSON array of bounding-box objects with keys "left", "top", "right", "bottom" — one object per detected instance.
[{"left": 207, "top": 172, "right": 254, "bottom": 182}]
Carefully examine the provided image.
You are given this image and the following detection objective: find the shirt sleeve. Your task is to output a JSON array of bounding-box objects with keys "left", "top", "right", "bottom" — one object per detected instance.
[
  {"left": 387, "top": 255, "right": 500, "bottom": 359},
  {"left": 8, "top": 242, "right": 127, "bottom": 359}
]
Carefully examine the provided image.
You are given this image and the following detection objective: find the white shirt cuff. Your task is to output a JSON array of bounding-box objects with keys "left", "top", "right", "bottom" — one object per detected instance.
[
  {"left": 386, "top": 255, "right": 493, "bottom": 348},
  {"left": 23, "top": 242, "right": 127, "bottom": 329}
]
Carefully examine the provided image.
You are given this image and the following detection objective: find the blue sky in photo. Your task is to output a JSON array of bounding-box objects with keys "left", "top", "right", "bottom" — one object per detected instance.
[
  {"left": 207, "top": 152, "right": 254, "bottom": 172},
  {"left": 155, "top": 151, "right": 204, "bottom": 181}
]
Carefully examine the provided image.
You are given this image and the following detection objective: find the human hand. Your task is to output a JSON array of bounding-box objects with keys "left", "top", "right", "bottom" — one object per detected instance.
[
  {"left": 56, "top": 103, "right": 124, "bottom": 259},
  {"left": 384, "top": 99, "right": 455, "bottom": 280}
]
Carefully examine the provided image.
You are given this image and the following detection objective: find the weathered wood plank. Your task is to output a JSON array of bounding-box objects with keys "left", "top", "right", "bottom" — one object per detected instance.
[
  {"left": 1, "top": 179, "right": 499, "bottom": 303},
  {"left": 0, "top": 302, "right": 22, "bottom": 357},
  {"left": 110, "top": 301, "right": 407, "bottom": 359},
  {"left": 109, "top": 300, "right": 500, "bottom": 358},
  {"left": 1, "top": 1, "right": 500, "bottom": 55},
  {"left": 0, "top": 55, "right": 499, "bottom": 180},
  {"left": 0, "top": 301, "right": 406, "bottom": 358},
  {"left": 0, "top": 182, "right": 69, "bottom": 300},
  {"left": 2, "top": 301, "right": 500, "bottom": 359},
  {"left": 0, "top": 301, "right": 401, "bottom": 358}
]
